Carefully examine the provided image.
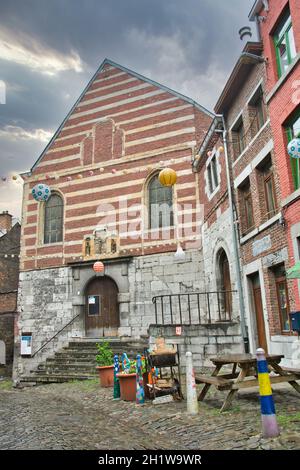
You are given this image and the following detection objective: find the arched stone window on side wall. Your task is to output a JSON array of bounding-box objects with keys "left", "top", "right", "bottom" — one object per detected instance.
[
  {"left": 44, "top": 193, "right": 64, "bottom": 244},
  {"left": 148, "top": 174, "right": 174, "bottom": 229},
  {"left": 216, "top": 248, "right": 232, "bottom": 321}
]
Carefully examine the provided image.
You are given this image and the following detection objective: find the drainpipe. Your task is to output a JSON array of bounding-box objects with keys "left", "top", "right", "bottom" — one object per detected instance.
[
  {"left": 255, "top": 14, "right": 262, "bottom": 41},
  {"left": 216, "top": 115, "right": 249, "bottom": 353}
]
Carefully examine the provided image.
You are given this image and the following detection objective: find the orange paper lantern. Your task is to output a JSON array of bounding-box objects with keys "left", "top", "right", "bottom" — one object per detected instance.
[
  {"left": 93, "top": 261, "right": 105, "bottom": 274},
  {"left": 158, "top": 168, "right": 177, "bottom": 187}
]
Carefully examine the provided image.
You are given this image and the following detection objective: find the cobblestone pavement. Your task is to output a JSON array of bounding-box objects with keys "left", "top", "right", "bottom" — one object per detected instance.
[{"left": 0, "top": 379, "right": 299, "bottom": 450}]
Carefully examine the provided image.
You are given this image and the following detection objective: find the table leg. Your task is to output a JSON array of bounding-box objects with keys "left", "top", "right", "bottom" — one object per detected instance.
[
  {"left": 198, "top": 364, "right": 222, "bottom": 402},
  {"left": 270, "top": 361, "right": 300, "bottom": 394},
  {"left": 220, "top": 365, "right": 249, "bottom": 413}
]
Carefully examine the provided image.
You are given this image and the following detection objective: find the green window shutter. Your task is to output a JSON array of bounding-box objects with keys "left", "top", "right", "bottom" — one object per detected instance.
[
  {"left": 274, "top": 35, "right": 283, "bottom": 78},
  {"left": 273, "top": 12, "right": 295, "bottom": 79}
]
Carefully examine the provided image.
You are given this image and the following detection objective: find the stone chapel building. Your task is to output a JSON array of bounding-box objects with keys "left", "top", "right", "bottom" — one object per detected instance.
[{"left": 14, "top": 59, "right": 236, "bottom": 380}]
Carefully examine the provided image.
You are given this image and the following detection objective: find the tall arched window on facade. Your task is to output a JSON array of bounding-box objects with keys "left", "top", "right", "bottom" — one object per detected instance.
[
  {"left": 44, "top": 194, "right": 63, "bottom": 244},
  {"left": 217, "top": 248, "right": 232, "bottom": 320},
  {"left": 148, "top": 174, "right": 174, "bottom": 229}
]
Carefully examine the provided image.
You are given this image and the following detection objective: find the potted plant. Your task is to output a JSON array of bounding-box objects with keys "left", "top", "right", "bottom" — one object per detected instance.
[
  {"left": 117, "top": 357, "right": 147, "bottom": 401},
  {"left": 95, "top": 342, "right": 114, "bottom": 387}
]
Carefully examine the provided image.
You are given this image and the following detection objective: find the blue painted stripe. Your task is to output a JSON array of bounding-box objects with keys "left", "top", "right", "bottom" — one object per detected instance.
[
  {"left": 260, "top": 395, "right": 275, "bottom": 415},
  {"left": 257, "top": 359, "right": 268, "bottom": 373}
]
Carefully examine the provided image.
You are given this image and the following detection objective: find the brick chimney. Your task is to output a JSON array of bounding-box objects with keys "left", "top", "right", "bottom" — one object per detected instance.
[{"left": 0, "top": 211, "right": 12, "bottom": 232}]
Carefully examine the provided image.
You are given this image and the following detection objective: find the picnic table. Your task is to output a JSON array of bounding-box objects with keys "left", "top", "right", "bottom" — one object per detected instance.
[{"left": 195, "top": 354, "right": 300, "bottom": 412}]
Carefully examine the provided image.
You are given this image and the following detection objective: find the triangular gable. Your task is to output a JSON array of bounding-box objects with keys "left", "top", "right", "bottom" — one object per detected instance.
[{"left": 30, "top": 58, "right": 213, "bottom": 172}]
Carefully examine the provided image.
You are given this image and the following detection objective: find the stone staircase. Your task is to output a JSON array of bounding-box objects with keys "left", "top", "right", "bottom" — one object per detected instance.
[{"left": 20, "top": 338, "right": 148, "bottom": 385}]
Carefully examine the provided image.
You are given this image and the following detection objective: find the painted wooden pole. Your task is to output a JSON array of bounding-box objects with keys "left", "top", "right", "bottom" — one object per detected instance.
[
  {"left": 136, "top": 354, "right": 145, "bottom": 404},
  {"left": 256, "top": 348, "right": 280, "bottom": 438},
  {"left": 186, "top": 351, "right": 199, "bottom": 415},
  {"left": 113, "top": 354, "right": 120, "bottom": 399},
  {"left": 121, "top": 352, "right": 130, "bottom": 373}
]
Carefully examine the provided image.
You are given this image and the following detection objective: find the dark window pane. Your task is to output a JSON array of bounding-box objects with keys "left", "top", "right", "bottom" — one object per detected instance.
[
  {"left": 265, "top": 177, "right": 276, "bottom": 216},
  {"left": 277, "top": 281, "right": 290, "bottom": 331},
  {"left": 148, "top": 175, "right": 173, "bottom": 229},
  {"left": 211, "top": 157, "right": 218, "bottom": 188},
  {"left": 44, "top": 194, "right": 63, "bottom": 244}
]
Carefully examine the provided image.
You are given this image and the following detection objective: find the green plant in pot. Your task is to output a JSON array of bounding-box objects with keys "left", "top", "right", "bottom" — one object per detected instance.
[{"left": 95, "top": 342, "right": 114, "bottom": 388}]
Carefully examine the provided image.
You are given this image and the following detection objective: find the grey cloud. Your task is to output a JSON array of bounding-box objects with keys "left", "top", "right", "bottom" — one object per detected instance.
[{"left": 0, "top": 0, "right": 255, "bottom": 217}]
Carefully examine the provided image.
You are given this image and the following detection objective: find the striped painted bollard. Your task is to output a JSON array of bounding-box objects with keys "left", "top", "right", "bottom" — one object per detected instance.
[
  {"left": 113, "top": 354, "right": 120, "bottom": 399},
  {"left": 256, "top": 348, "right": 280, "bottom": 438},
  {"left": 186, "top": 351, "right": 199, "bottom": 415},
  {"left": 136, "top": 354, "right": 145, "bottom": 404}
]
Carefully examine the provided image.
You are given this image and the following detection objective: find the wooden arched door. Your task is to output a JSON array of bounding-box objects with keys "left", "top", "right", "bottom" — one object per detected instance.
[{"left": 85, "top": 276, "right": 119, "bottom": 337}]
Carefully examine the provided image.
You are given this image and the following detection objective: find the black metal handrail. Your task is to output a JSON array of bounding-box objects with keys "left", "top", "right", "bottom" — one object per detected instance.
[
  {"left": 32, "top": 311, "right": 82, "bottom": 357},
  {"left": 152, "top": 290, "right": 237, "bottom": 326}
]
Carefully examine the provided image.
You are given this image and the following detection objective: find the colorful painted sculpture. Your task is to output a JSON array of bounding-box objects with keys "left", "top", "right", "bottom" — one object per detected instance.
[
  {"left": 136, "top": 354, "right": 145, "bottom": 404},
  {"left": 113, "top": 354, "right": 120, "bottom": 399},
  {"left": 121, "top": 352, "right": 131, "bottom": 373}
]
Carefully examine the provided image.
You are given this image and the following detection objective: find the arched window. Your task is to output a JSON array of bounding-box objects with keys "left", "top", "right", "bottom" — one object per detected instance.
[
  {"left": 148, "top": 174, "right": 174, "bottom": 229},
  {"left": 44, "top": 194, "right": 63, "bottom": 244},
  {"left": 217, "top": 248, "right": 232, "bottom": 320}
]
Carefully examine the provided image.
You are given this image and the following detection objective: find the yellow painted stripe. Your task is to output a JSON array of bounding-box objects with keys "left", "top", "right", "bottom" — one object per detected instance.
[{"left": 258, "top": 373, "right": 272, "bottom": 396}]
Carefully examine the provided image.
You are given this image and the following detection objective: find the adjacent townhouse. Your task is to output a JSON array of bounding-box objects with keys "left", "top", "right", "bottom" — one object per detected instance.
[
  {"left": 249, "top": 0, "right": 300, "bottom": 365},
  {"left": 0, "top": 211, "right": 21, "bottom": 375}
]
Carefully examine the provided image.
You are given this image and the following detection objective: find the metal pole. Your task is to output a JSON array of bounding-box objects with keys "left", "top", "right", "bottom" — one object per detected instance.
[
  {"left": 185, "top": 351, "right": 199, "bottom": 415},
  {"left": 219, "top": 116, "right": 249, "bottom": 352}
]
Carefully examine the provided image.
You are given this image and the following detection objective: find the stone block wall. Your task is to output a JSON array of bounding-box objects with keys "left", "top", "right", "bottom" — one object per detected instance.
[
  {"left": 149, "top": 323, "right": 243, "bottom": 371},
  {"left": 0, "top": 314, "right": 14, "bottom": 374},
  {"left": 127, "top": 249, "right": 206, "bottom": 337},
  {"left": 13, "top": 267, "right": 80, "bottom": 379}
]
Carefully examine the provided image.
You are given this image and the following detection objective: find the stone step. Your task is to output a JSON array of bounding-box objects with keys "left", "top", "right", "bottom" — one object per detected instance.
[
  {"left": 68, "top": 340, "right": 147, "bottom": 348},
  {"left": 37, "top": 363, "right": 97, "bottom": 371},
  {"left": 34, "top": 369, "right": 97, "bottom": 375},
  {"left": 66, "top": 345, "right": 147, "bottom": 351},
  {"left": 20, "top": 374, "right": 95, "bottom": 384},
  {"left": 22, "top": 338, "right": 148, "bottom": 385},
  {"left": 56, "top": 349, "right": 144, "bottom": 356},
  {"left": 46, "top": 357, "right": 98, "bottom": 364}
]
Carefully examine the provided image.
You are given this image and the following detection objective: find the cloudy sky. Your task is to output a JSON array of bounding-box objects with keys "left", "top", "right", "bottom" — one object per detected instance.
[{"left": 0, "top": 0, "right": 254, "bottom": 219}]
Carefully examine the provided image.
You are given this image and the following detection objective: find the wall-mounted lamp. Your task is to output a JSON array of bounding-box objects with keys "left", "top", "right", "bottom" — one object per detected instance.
[{"left": 279, "top": 213, "right": 286, "bottom": 227}]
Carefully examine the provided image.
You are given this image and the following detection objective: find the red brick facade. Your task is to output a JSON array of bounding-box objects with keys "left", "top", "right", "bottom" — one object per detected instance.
[
  {"left": 252, "top": 0, "right": 300, "bottom": 313},
  {"left": 20, "top": 60, "right": 212, "bottom": 272}
]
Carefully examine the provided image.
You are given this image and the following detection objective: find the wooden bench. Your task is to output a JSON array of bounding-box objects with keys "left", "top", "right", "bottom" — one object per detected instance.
[
  {"left": 281, "top": 366, "right": 300, "bottom": 375},
  {"left": 195, "top": 354, "right": 300, "bottom": 412},
  {"left": 195, "top": 374, "right": 234, "bottom": 391}
]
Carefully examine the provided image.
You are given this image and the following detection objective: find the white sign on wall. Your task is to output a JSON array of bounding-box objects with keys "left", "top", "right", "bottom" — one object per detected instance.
[{"left": 21, "top": 335, "right": 32, "bottom": 356}]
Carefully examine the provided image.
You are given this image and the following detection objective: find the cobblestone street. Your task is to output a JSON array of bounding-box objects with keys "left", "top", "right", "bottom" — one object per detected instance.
[{"left": 0, "top": 379, "right": 300, "bottom": 450}]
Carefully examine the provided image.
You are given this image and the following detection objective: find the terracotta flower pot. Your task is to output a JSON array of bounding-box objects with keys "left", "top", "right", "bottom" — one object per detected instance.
[
  {"left": 96, "top": 365, "right": 114, "bottom": 387},
  {"left": 116, "top": 373, "right": 137, "bottom": 401}
]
